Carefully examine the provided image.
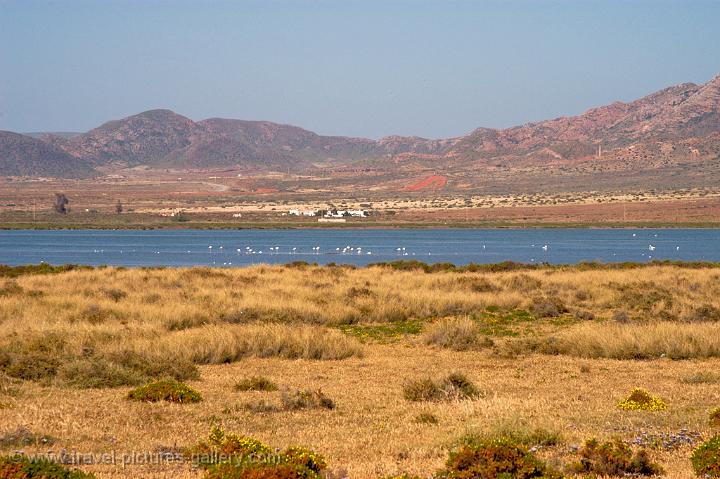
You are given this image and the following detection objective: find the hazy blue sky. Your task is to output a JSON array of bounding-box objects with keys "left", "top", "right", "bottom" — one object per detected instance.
[{"left": 1, "top": 0, "right": 718, "bottom": 138}]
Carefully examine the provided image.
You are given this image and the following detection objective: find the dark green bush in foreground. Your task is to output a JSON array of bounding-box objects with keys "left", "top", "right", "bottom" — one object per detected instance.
[
  {"left": 0, "top": 455, "right": 95, "bottom": 478},
  {"left": 437, "top": 438, "right": 563, "bottom": 479},
  {"left": 691, "top": 434, "right": 720, "bottom": 477},
  {"left": 127, "top": 379, "right": 203, "bottom": 403},
  {"left": 567, "top": 438, "right": 663, "bottom": 477}
]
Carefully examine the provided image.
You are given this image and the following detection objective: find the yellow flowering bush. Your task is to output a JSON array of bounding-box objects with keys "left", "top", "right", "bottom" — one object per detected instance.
[
  {"left": 187, "top": 427, "right": 328, "bottom": 479},
  {"left": 617, "top": 388, "right": 667, "bottom": 411}
]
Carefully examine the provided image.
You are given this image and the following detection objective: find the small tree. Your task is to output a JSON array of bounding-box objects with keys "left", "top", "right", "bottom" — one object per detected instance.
[
  {"left": 53, "top": 193, "right": 69, "bottom": 214},
  {"left": 115, "top": 200, "right": 123, "bottom": 214}
]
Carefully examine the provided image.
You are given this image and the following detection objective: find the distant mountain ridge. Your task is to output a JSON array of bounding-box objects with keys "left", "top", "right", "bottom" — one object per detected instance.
[{"left": 1, "top": 74, "right": 718, "bottom": 178}]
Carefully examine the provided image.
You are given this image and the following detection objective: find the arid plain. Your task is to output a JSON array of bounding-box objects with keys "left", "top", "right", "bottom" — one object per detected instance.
[{"left": 1, "top": 263, "right": 719, "bottom": 478}]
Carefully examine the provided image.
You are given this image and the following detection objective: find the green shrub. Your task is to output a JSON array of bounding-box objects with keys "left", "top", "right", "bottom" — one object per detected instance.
[
  {"left": 403, "top": 373, "right": 479, "bottom": 402},
  {"left": 617, "top": 388, "right": 667, "bottom": 411},
  {"left": 127, "top": 379, "right": 202, "bottom": 403},
  {"left": 567, "top": 438, "right": 663, "bottom": 477},
  {"left": 235, "top": 376, "right": 278, "bottom": 392},
  {"left": 0, "top": 455, "right": 95, "bottom": 478},
  {"left": 438, "top": 438, "right": 563, "bottom": 479},
  {"left": 691, "top": 434, "right": 720, "bottom": 477}
]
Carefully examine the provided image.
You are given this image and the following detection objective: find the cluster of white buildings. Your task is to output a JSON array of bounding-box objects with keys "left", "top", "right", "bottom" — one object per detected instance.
[
  {"left": 288, "top": 209, "right": 368, "bottom": 218},
  {"left": 288, "top": 209, "right": 319, "bottom": 217}
]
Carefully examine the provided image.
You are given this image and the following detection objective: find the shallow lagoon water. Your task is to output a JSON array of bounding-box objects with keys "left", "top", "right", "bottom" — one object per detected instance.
[{"left": 0, "top": 228, "right": 718, "bottom": 267}]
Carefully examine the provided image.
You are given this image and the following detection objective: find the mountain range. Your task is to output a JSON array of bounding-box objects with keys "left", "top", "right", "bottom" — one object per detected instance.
[{"left": 1, "top": 74, "right": 718, "bottom": 179}]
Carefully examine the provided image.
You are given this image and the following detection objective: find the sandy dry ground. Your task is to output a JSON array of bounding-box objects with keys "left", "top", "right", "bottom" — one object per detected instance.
[{"left": 2, "top": 350, "right": 719, "bottom": 478}]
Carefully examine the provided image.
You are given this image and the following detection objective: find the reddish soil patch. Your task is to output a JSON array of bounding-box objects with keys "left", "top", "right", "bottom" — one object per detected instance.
[
  {"left": 252, "top": 188, "right": 279, "bottom": 194},
  {"left": 404, "top": 175, "right": 448, "bottom": 191}
]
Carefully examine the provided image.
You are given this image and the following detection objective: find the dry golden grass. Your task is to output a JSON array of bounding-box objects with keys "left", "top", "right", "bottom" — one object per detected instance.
[
  {"left": 1, "top": 349, "right": 719, "bottom": 478},
  {"left": 1, "top": 264, "right": 720, "bottom": 477}
]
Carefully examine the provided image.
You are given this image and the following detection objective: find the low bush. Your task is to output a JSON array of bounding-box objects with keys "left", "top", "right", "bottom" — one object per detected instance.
[
  {"left": 235, "top": 376, "right": 278, "bottom": 392},
  {"left": 280, "top": 389, "right": 335, "bottom": 410},
  {"left": 171, "top": 324, "right": 363, "bottom": 364},
  {"left": 710, "top": 407, "right": 720, "bottom": 428},
  {"left": 460, "top": 419, "right": 562, "bottom": 448},
  {"left": 243, "top": 399, "right": 280, "bottom": 413},
  {"left": 520, "top": 322, "right": 720, "bottom": 359},
  {"left": 567, "top": 438, "right": 663, "bottom": 477},
  {"left": 691, "top": 434, "right": 720, "bottom": 477},
  {"left": 685, "top": 304, "right": 720, "bottom": 322},
  {"left": 457, "top": 277, "right": 499, "bottom": 293},
  {"left": 0, "top": 336, "right": 198, "bottom": 388},
  {"left": 127, "top": 379, "right": 203, "bottom": 403},
  {"left": 413, "top": 412, "right": 439, "bottom": 425},
  {"left": 530, "top": 297, "right": 567, "bottom": 318},
  {"left": 423, "top": 318, "right": 494, "bottom": 351},
  {"left": 507, "top": 274, "right": 542, "bottom": 292},
  {"left": 438, "top": 438, "right": 563, "bottom": 479},
  {"left": 617, "top": 388, "right": 667, "bottom": 411},
  {"left": 0, "top": 264, "right": 91, "bottom": 278},
  {"left": 681, "top": 371, "right": 720, "bottom": 384},
  {"left": 0, "top": 454, "right": 95, "bottom": 478},
  {"left": 0, "top": 427, "right": 55, "bottom": 448},
  {"left": 403, "top": 373, "right": 479, "bottom": 402},
  {"left": 0, "top": 280, "right": 23, "bottom": 297},
  {"left": 188, "top": 426, "right": 328, "bottom": 479}
]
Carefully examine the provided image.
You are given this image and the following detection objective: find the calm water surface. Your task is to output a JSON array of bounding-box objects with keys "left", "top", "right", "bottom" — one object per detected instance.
[{"left": 0, "top": 229, "right": 717, "bottom": 267}]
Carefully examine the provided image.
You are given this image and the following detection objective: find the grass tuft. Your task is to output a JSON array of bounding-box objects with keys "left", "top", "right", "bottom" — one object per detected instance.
[
  {"left": 235, "top": 376, "right": 278, "bottom": 392},
  {"left": 403, "top": 373, "right": 479, "bottom": 402},
  {"left": 423, "top": 317, "right": 494, "bottom": 351}
]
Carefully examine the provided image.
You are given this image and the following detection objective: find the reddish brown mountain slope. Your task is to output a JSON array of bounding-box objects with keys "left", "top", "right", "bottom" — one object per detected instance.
[
  {"left": 0, "top": 131, "right": 94, "bottom": 178},
  {"left": 450, "top": 75, "right": 720, "bottom": 162},
  {"left": 1, "top": 74, "right": 718, "bottom": 178}
]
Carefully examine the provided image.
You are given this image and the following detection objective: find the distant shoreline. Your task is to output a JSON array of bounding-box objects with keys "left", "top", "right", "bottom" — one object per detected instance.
[{"left": 2, "top": 220, "right": 720, "bottom": 231}]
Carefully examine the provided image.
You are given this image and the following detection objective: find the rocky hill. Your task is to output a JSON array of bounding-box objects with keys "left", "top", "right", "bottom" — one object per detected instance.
[
  {"left": 449, "top": 75, "right": 720, "bottom": 163},
  {"left": 0, "top": 74, "right": 718, "bottom": 178},
  {"left": 0, "top": 131, "right": 94, "bottom": 178}
]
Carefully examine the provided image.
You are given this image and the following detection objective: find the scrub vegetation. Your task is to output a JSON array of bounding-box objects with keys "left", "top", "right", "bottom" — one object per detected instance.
[{"left": 1, "top": 262, "right": 719, "bottom": 477}]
